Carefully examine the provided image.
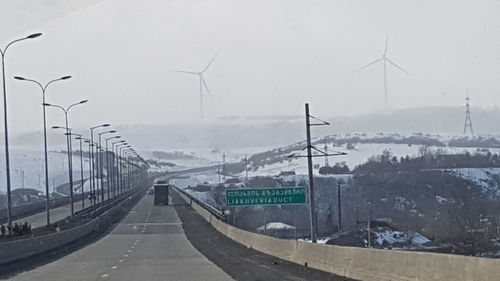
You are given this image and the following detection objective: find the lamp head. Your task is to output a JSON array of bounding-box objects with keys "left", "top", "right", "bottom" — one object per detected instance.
[{"left": 27, "top": 33, "right": 42, "bottom": 39}]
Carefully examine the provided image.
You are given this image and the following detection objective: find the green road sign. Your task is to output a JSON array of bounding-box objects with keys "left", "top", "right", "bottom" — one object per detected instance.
[{"left": 226, "top": 187, "right": 307, "bottom": 207}]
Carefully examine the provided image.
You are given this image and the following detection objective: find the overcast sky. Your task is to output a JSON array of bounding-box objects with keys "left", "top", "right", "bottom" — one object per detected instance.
[{"left": 1, "top": 0, "right": 499, "bottom": 133}]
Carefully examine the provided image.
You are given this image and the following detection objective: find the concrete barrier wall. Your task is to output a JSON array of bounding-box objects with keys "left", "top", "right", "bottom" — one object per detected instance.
[
  {"left": 0, "top": 217, "right": 99, "bottom": 265},
  {"left": 0, "top": 191, "right": 138, "bottom": 266},
  {"left": 173, "top": 187, "right": 500, "bottom": 281}
]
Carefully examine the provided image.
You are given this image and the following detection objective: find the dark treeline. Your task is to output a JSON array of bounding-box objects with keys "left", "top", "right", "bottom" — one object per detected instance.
[
  {"left": 354, "top": 147, "right": 500, "bottom": 173},
  {"left": 350, "top": 148, "right": 500, "bottom": 255}
]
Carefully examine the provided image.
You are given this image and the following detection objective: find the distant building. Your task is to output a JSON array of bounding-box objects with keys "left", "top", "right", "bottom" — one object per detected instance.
[{"left": 279, "top": 171, "right": 296, "bottom": 176}]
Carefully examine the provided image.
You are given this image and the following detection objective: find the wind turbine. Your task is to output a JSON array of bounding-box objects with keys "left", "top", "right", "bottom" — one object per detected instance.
[
  {"left": 359, "top": 35, "right": 411, "bottom": 109},
  {"left": 174, "top": 52, "right": 219, "bottom": 118}
]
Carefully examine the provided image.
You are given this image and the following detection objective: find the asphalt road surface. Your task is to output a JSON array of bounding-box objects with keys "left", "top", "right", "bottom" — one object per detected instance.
[
  {"left": 6, "top": 189, "right": 354, "bottom": 281},
  {"left": 9, "top": 195, "right": 232, "bottom": 281},
  {"left": 171, "top": 191, "right": 354, "bottom": 281}
]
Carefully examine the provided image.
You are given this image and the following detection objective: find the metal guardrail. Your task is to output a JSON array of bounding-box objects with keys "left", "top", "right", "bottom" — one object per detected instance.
[
  {"left": 75, "top": 189, "right": 138, "bottom": 219},
  {"left": 173, "top": 186, "right": 226, "bottom": 222}
]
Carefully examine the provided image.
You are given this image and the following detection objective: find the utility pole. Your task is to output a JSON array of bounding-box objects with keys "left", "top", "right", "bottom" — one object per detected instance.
[
  {"left": 337, "top": 182, "right": 342, "bottom": 232},
  {"left": 244, "top": 155, "right": 248, "bottom": 183},
  {"left": 324, "top": 137, "right": 329, "bottom": 167},
  {"left": 217, "top": 161, "right": 221, "bottom": 184},
  {"left": 464, "top": 94, "right": 473, "bottom": 135},
  {"left": 367, "top": 220, "right": 371, "bottom": 248},
  {"left": 288, "top": 103, "right": 346, "bottom": 243},
  {"left": 305, "top": 103, "right": 317, "bottom": 242},
  {"left": 222, "top": 153, "right": 226, "bottom": 182},
  {"left": 368, "top": 205, "right": 373, "bottom": 247}
]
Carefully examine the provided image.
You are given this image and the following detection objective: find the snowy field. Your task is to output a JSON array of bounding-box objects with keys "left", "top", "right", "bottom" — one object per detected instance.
[
  {"left": 170, "top": 170, "right": 221, "bottom": 189},
  {"left": 165, "top": 139, "right": 500, "bottom": 192},
  {"left": 144, "top": 146, "right": 276, "bottom": 172},
  {"left": 244, "top": 143, "right": 425, "bottom": 177},
  {"left": 242, "top": 143, "right": 500, "bottom": 178}
]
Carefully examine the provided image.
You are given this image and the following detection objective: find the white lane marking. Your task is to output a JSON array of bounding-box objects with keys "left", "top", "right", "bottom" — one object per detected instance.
[
  {"left": 119, "top": 259, "right": 124, "bottom": 263},
  {"left": 124, "top": 254, "right": 129, "bottom": 257},
  {"left": 122, "top": 222, "right": 182, "bottom": 226},
  {"left": 101, "top": 274, "right": 109, "bottom": 278},
  {"left": 127, "top": 250, "right": 132, "bottom": 253},
  {"left": 111, "top": 266, "right": 118, "bottom": 270}
]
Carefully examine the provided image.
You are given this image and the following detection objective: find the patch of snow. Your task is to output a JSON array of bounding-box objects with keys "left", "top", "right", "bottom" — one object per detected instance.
[
  {"left": 170, "top": 171, "right": 221, "bottom": 189},
  {"left": 441, "top": 168, "right": 500, "bottom": 193},
  {"left": 435, "top": 195, "right": 448, "bottom": 204},
  {"left": 375, "top": 230, "right": 431, "bottom": 246},
  {"left": 257, "top": 222, "right": 295, "bottom": 231}
]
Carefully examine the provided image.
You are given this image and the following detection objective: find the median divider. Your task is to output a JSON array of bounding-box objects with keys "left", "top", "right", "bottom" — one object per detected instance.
[{"left": 172, "top": 186, "right": 500, "bottom": 281}]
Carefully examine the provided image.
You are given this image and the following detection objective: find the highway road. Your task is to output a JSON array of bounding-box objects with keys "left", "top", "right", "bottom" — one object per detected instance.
[
  {"left": 6, "top": 173, "right": 350, "bottom": 281},
  {"left": 10, "top": 194, "right": 233, "bottom": 281}
]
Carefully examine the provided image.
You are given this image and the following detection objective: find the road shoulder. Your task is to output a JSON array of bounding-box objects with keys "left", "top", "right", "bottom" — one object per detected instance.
[{"left": 171, "top": 191, "right": 355, "bottom": 281}]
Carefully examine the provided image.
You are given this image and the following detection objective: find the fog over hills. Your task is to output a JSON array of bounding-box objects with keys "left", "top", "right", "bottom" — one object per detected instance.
[{"left": 9, "top": 106, "right": 500, "bottom": 151}]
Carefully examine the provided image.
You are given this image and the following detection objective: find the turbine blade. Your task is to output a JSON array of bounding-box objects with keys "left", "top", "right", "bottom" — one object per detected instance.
[
  {"left": 201, "top": 76, "right": 212, "bottom": 99},
  {"left": 386, "top": 57, "right": 411, "bottom": 76},
  {"left": 173, "top": 70, "right": 198, "bottom": 75},
  {"left": 359, "top": 58, "right": 383, "bottom": 70},
  {"left": 202, "top": 51, "right": 220, "bottom": 73}
]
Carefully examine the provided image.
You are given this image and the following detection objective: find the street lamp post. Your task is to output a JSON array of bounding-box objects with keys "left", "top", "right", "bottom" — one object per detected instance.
[
  {"left": 124, "top": 147, "right": 133, "bottom": 191},
  {"left": 105, "top": 135, "right": 120, "bottom": 199},
  {"left": 123, "top": 150, "right": 131, "bottom": 191},
  {"left": 90, "top": 124, "right": 110, "bottom": 204},
  {"left": 15, "top": 75, "right": 71, "bottom": 225},
  {"left": 121, "top": 148, "right": 128, "bottom": 192},
  {"left": 116, "top": 143, "right": 128, "bottom": 194},
  {"left": 124, "top": 148, "right": 133, "bottom": 190},
  {"left": 111, "top": 140, "right": 125, "bottom": 196},
  {"left": 84, "top": 139, "right": 95, "bottom": 205},
  {"left": 73, "top": 134, "right": 87, "bottom": 210},
  {"left": 121, "top": 146, "right": 131, "bottom": 192},
  {"left": 54, "top": 126, "right": 85, "bottom": 210},
  {"left": 45, "top": 100, "right": 88, "bottom": 216},
  {"left": 1, "top": 32, "right": 42, "bottom": 232},
  {"left": 97, "top": 130, "right": 116, "bottom": 202}
]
